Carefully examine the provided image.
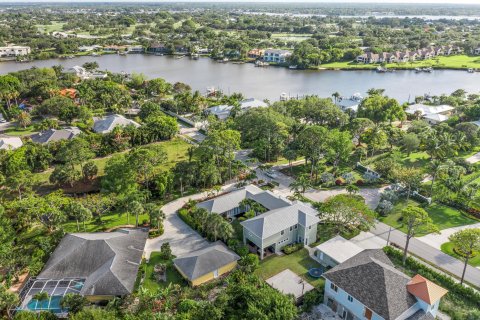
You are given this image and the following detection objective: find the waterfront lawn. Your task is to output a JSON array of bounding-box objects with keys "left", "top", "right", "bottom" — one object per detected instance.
[
  {"left": 441, "top": 242, "right": 480, "bottom": 267},
  {"left": 321, "top": 55, "right": 480, "bottom": 70},
  {"left": 255, "top": 248, "right": 324, "bottom": 287},
  {"left": 141, "top": 252, "right": 185, "bottom": 292},
  {"left": 379, "top": 200, "right": 478, "bottom": 236}
]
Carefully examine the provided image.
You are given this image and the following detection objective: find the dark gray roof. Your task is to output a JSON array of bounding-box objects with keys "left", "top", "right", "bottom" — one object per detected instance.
[
  {"left": 38, "top": 228, "right": 147, "bottom": 296},
  {"left": 173, "top": 241, "right": 240, "bottom": 281},
  {"left": 30, "top": 127, "right": 81, "bottom": 144},
  {"left": 323, "top": 249, "right": 417, "bottom": 320},
  {"left": 241, "top": 201, "right": 319, "bottom": 239},
  {"left": 407, "top": 310, "right": 435, "bottom": 320},
  {"left": 93, "top": 114, "right": 140, "bottom": 134}
]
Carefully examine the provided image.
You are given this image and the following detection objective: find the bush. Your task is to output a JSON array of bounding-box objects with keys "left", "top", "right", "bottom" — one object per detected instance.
[
  {"left": 282, "top": 243, "right": 303, "bottom": 254},
  {"left": 149, "top": 226, "right": 164, "bottom": 238},
  {"left": 380, "top": 190, "right": 400, "bottom": 204},
  {"left": 335, "top": 179, "right": 344, "bottom": 186},
  {"left": 302, "top": 289, "right": 324, "bottom": 312},
  {"left": 376, "top": 200, "right": 393, "bottom": 216},
  {"left": 356, "top": 179, "right": 364, "bottom": 186}
]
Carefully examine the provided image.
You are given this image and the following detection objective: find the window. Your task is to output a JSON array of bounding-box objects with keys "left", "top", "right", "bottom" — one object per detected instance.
[
  {"left": 309, "top": 226, "right": 312, "bottom": 230},
  {"left": 347, "top": 295, "right": 353, "bottom": 303},
  {"left": 281, "top": 230, "right": 284, "bottom": 235},
  {"left": 290, "top": 226, "right": 293, "bottom": 231},
  {"left": 330, "top": 283, "right": 338, "bottom": 292},
  {"left": 294, "top": 224, "right": 298, "bottom": 229},
  {"left": 319, "top": 252, "right": 324, "bottom": 260}
]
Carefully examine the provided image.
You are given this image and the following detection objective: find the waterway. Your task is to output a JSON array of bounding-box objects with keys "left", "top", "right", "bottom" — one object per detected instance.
[{"left": 1, "top": 54, "right": 479, "bottom": 102}]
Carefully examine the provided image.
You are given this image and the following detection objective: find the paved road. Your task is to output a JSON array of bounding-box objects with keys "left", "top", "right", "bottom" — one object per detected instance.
[
  {"left": 305, "top": 187, "right": 386, "bottom": 209},
  {"left": 371, "top": 222, "right": 480, "bottom": 288},
  {"left": 418, "top": 222, "right": 480, "bottom": 250}
]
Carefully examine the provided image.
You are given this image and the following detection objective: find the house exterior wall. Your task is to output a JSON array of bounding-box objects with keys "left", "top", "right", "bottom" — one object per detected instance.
[
  {"left": 263, "top": 224, "right": 299, "bottom": 252},
  {"left": 190, "top": 261, "right": 237, "bottom": 286},
  {"left": 324, "top": 279, "right": 385, "bottom": 320}
]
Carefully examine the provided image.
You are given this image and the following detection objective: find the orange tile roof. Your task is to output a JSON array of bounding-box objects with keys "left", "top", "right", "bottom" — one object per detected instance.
[
  {"left": 407, "top": 274, "right": 448, "bottom": 305},
  {"left": 59, "top": 88, "right": 77, "bottom": 99}
]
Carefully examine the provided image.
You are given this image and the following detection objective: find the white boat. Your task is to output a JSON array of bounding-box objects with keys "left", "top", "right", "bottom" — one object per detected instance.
[
  {"left": 255, "top": 60, "right": 269, "bottom": 67},
  {"left": 191, "top": 53, "right": 199, "bottom": 60},
  {"left": 289, "top": 65, "right": 298, "bottom": 69},
  {"left": 468, "top": 68, "right": 474, "bottom": 73},
  {"left": 376, "top": 66, "right": 387, "bottom": 73}
]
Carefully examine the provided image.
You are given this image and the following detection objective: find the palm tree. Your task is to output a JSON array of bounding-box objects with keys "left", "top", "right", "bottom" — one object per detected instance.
[
  {"left": 127, "top": 201, "right": 144, "bottom": 227},
  {"left": 331, "top": 92, "right": 341, "bottom": 104},
  {"left": 145, "top": 203, "right": 165, "bottom": 230},
  {"left": 17, "top": 111, "right": 31, "bottom": 129},
  {"left": 289, "top": 175, "right": 312, "bottom": 196}
]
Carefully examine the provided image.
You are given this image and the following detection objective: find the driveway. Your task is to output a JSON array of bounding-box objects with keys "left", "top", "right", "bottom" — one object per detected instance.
[
  {"left": 144, "top": 184, "right": 236, "bottom": 259},
  {"left": 466, "top": 151, "right": 480, "bottom": 164},
  {"left": 304, "top": 186, "right": 387, "bottom": 209},
  {"left": 417, "top": 222, "right": 480, "bottom": 250}
]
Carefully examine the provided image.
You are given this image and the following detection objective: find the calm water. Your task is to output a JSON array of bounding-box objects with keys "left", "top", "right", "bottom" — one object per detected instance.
[{"left": 1, "top": 54, "right": 479, "bottom": 102}]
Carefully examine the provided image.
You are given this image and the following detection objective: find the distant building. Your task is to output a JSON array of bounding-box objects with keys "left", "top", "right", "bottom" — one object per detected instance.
[
  {"left": 405, "top": 103, "right": 454, "bottom": 125},
  {"left": 356, "top": 45, "right": 461, "bottom": 64},
  {"left": 174, "top": 241, "right": 240, "bottom": 286},
  {"left": 0, "top": 46, "right": 31, "bottom": 57},
  {"left": 127, "top": 45, "right": 144, "bottom": 53},
  {"left": 78, "top": 45, "right": 102, "bottom": 52},
  {"left": 323, "top": 249, "right": 448, "bottom": 320},
  {"left": 30, "top": 127, "right": 81, "bottom": 145},
  {"left": 0, "top": 136, "right": 23, "bottom": 150},
  {"left": 205, "top": 98, "right": 268, "bottom": 121},
  {"left": 146, "top": 43, "right": 168, "bottom": 54},
  {"left": 239, "top": 98, "right": 268, "bottom": 110},
  {"left": 263, "top": 49, "right": 292, "bottom": 63},
  {"left": 64, "top": 66, "right": 89, "bottom": 78},
  {"left": 93, "top": 114, "right": 140, "bottom": 134},
  {"left": 248, "top": 48, "right": 265, "bottom": 59}
]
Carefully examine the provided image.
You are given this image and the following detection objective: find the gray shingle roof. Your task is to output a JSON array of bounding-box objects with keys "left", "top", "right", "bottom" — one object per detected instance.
[
  {"left": 30, "top": 127, "right": 81, "bottom": 144},
  {"left": 407, "top": 310, "right": 435, "bottom": 320},
  {"left": 173, "top": 241, "right": 240, "bottom": 281},
  {"left": 240, "top": 201, "right": 319, "bottom": 239},
  {"left": 323, "top": 249, "right": 417, "bottom": 320},
  {"left": 0, "top": 136, "right": 23, "bottom": 150},
  {"left": 93, "top": 114, "right": 140, "bottom": 134},
  {"left": 38, "top": 228, "right": 147, "bottom": 296}
]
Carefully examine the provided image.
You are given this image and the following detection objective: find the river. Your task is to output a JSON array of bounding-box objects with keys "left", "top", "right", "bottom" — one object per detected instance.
[{"left": 0, "top": 54, "right": 479, "bottom": 102}]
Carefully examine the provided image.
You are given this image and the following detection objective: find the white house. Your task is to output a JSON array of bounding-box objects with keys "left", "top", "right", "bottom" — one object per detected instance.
[
  {"left": 405, "top": 103, "right": 454, "bottom": 124},
  {"left": 335, "top": 93, "right": 363, "bottom": 113},
  {"left": 313, "top": 236, "right": 364, "bottom": 268},
  {"left": 206, "top": 98, "right": 268, "bottom": 121},
  {"left": 64, "top": 66, "right": 89, "bottom": 78},
  {"left": 93, "top": 114, "right": 140, "bottom": 134},
  {"left": 239, "top": 98, "right": 268, "bottom": 110},
  {"left": 323, "top": 249, "right": 448, "bottom": 320},
  {"left": 263, "top": 49, "right": 292, "bottom": 63},
  {"left": 0, "top": 136, "right": 23, "bottom": 150},
  {"left": 0, "top": 46, "right": 31, "bottom": 57}
]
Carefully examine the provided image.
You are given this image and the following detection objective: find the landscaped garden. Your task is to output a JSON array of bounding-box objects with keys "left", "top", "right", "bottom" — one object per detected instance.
[
  {"left": 255, "top": 248, "right": 324, "bottom": 287},
  {"left": 140, "top": 252, "right": 185, "bottom": 292},
  {"left": 441, "top": 241, "right": 480, "bottom": 267}
]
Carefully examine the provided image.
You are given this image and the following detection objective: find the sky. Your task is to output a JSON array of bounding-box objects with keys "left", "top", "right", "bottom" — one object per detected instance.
[{"left": 0, "top": 0, "right": 479, "bottom": 3}]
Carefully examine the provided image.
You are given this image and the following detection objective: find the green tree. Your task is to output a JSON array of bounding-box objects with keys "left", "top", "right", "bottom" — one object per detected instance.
[
  {"left": 60, "top": 294, "right": 89, "bottom": 314},
  {"left": 401, "top": 133, "right": 420, "bottom": 156},
  {"left": 68, "top": 202, "right": 92, "bottom": 231},
  {"left": 357, "top": 94, "right": 405, "bottom": 125},
  {"left": 145, "top": 203, "right": 165, "bottom": 231},
  {"left": 401, "top": 206, "right": 438, "bottom": 265},
  {"left": 16, "top": 111, "right": 31, "bottom": 129},
  {"left": 82, "top": 161, "right": 98, "bottom": 182},
  {"left": 394, "top": 167, "right": 423, "bottom": 202},
  {"left": 448, "top": 228, "right": 480, "bottom": 284},
  {"left": 289, "top": 174, "right": 312, "bottom": 196},
  {"left": 0, "top": 284, "right": 19, "bottom": 317}
]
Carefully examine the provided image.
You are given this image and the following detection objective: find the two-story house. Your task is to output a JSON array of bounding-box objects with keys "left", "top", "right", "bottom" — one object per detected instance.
[
  {"left": 323, "top": 249, "right": 448, "bottom": 320},
  {"left": 241, "top": 201, "right": 320, "bottom": 259},
  {"left": 263, "top": 49, "right": 292, "bottom": 63}
]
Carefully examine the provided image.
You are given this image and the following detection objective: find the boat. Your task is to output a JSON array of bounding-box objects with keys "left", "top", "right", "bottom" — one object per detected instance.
[
  {"left": 415, "top": 68, "right": 422, "bottom": 73},
  {"left": 280, "top": 93, "right": 290, "bottom": 101},
  {"left": 376, "top": 66, "right": 387, "bottom": 73},
  {"left": 91, "top": 53, "right": 100, "bottom": 57},
  {"left": 289, "top": 65, "right": 298, "bottom": 69},
  {"left": 217, "top": 58, "right": 229, "bottom": 63},
  {"left": 119, "top": 51, "right": 127, "bottom": 56},
  {"left": 191, "top": 53, "right": 199, "bottom": 60},
  {"left": 175, "top": 55, "right": 185, "bottom": 60},
  {"left": 423, "top": 67, "right": 433, "bottom": 73},
  {"left": 255, "top": 60, "right": 269, "bottom": 67},
  {"left": 468, "top": 68, "right": 474, "bottom": 73},
  {"left": 154, "top": 53, "right": 164, "bottom": 56}
]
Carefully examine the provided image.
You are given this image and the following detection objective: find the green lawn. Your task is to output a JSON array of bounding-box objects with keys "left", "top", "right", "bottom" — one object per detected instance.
[
  {"left": 399, "top": 148, "right": 480, "bottom": 171},
  {"left": 441, "top": 242, "right": 480, "bottom": 267},
  {"left": 35, "top": 21, "right": 66, "bottom": 33},
  {"left": 271, "top": 33, "right": 312, "bottom": 42},
  {"left": 255, "top": 249, "right": 324, "bottom": 287},
  {"left": 380, "top": 200, "right": 479, "bottom": 236},
  {"left": 321, "top": 55, "right": 480, "bottom": 70},
  {"left": 141, "top": 252, "right": 186, "bottom": 292},
  {"left": 62, "top": 210, "right": 150, "bottom": 233},
  {"left": 3, "top": 126, "right": 38, "bottom": 136}
]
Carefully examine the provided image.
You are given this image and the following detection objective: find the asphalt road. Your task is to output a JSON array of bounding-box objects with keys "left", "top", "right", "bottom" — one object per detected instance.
[{"left": 372, "top": 222, "right": 480, "bottom": 288}]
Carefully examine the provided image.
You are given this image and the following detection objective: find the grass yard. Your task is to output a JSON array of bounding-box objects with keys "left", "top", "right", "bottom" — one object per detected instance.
[
  {"left": 62, "top": 210, "right": 150, "bottom": 233},
  {"left": 141, "top": 252, "right": 186, "bottom": 292},
  {"left": 398, "top": 148, "right": 480, "bottom": 171},
  {"left": 320, "top": 55, "right": 480, "bottom": 70},
  {"left": 35, "top": 21, "right": 66, "bottom": 33},
  {"left": 380, "top": 200, "right": 479, "bottom": 236},
  {"left": 255, "top": 249, "right": 324, "bottom": 287},
  {"left": 441, "top": 242, "right": 480, "bottom": 267},
  {"left": 271, "top": 33, "right": 312, "bottom": 42},
  {"left": 3, "top": 126, "right": 38, "bottom": 136}
]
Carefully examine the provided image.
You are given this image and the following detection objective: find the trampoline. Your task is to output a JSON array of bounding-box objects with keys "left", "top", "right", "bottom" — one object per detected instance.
[{"left": 308, "top": 267, "right": 324, "bottom": 278}]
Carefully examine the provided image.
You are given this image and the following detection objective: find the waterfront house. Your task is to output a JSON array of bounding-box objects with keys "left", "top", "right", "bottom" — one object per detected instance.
[
  {"left": 263, "top": 49, "right": 292, "bottom": 63},
  {"left": 205, "top": 98, "right": 268, "bottom": 121},
  {"left": 173, "top": 241, "right": 240, "bottom": 286},
  {"left": 64, "top": 66, "right": 89, "bottom": 79},
  {"left": 78, "top": 45, "right": 102, "bottom": 52},
  {"left": 17, "top": 229, "right": 148, "bottom": 314},
  {"left": 0, "top": 46, "right": 31, "bottom": 57},
  {"left": 323, "top": 249, "right": 448, "bottom": 320},
  {"left": 313, "top": 236, "right": 363, "bottom": 269},
  {"left": 146, "top": 43, "right": 168, "bottom": 54},
  {"left": 93, "top": 114, "right": 140, "bottom": 134},
  {"left": 248, "top": 48, "right": 265, "bottom": 59},
  {"left": 356, "top": 45, "right": 460, "bottom": 64},
  {"left": 239, "top": 98, "right": 268, "bottom": 109},
  {"left": 127, "top": 45, "right": 144, "bottom": 53},
  {"left": 0, "top": 136, "right": 23, "bottom": 150},
  {"left": 405, "top": 103, "right": 454, "bottom": 125},
  {"left": 30, "top": 127, "right": 81, "bottom": 145},
  {"left": 335, "top": 93, "right": 363, "bottom": 113}
]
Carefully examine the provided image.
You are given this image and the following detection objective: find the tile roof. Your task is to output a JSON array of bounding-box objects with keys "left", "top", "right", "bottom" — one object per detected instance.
[
  {"left": 407, "top": 274, "right": 448, "bottom": 305},
  {"left": 323, "top": 249, "right": 417, "bottom": 320},
  {"left": 30, "top": 127, "right": 81, "bottom": 144},
  {"left": 173, "top": 241, "right": 240, "bottom": 281},
  {"left": 241, "top": 201, "right": 319, "bottom": 239},
  {"left": 38, "top": 228, "right": 148, "bottom": 296},
  {"left": 93, "top": 114, "right": 140, "bottom": 134}
]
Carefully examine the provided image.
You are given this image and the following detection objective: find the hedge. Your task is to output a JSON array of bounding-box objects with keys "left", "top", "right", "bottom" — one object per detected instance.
[
  {"left": 383, "top": 246, "right": 480, "bottom": 309},
  {"left": 282, "top": 243, "right": 304, "bottom": 255}
]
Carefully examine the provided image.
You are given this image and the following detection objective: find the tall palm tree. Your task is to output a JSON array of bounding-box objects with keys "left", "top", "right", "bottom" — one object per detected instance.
[
  {"left": 331, "top": 92, "right": 341, "bottom": 104},
  {"left": 17, "top": 111, "right": 31, "bottom": 129}
]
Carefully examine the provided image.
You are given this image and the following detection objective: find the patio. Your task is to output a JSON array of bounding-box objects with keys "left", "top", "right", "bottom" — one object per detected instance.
[{"left": 266, "top": 269, "right": 314, "bottom": 300}]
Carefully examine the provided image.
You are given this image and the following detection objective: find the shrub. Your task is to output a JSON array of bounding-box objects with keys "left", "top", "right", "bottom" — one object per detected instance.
[
  {"left": 376, "top": 200, "right": 393, "bottom": 216},
  {"left": 149, "top": 226, "right": 164, "bottom": 238},
  {"left": 282, "top": 243, "right": 303, "bottom": 254},
  {"left": 380, "top": 190, "right": 400, "bottom": 204},
  {"left": 341, "top": 172, "right": 356, "bottom": 185},
  {"left": 356, "top": 179, "right": 364, "bottom": 186},
  {"left": 302, "top": 289, "right": 324, "bottom": 312},
  {"left": 335, "top": 179, "right": 344, "bottom": 186},
  {"left": 160, "top": 242, "right": 172, "bottom": 260}
]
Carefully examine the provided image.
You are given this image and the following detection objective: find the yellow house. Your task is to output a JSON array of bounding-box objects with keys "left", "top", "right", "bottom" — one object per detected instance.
[{"left": 173, "top": 241, "right": 240, "bottom": 286}]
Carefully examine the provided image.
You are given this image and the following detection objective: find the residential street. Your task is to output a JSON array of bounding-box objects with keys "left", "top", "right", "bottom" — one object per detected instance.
[
  {"left": 370, "top": 222, "right": 480, "bottom": 288},
  {"left": 418, "top": 222, "right": 480, "bottom": 250}
]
